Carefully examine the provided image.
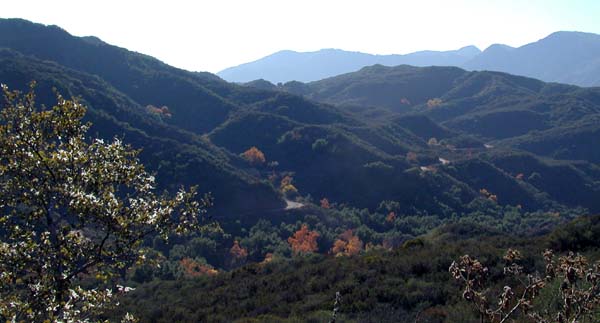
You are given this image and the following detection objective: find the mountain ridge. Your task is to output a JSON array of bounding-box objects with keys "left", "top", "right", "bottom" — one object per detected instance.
[
  {"left": 219, "top": 31, "right": 600, "bottom": 87},
  {"left": 218, "top": 46, "right": 482, "bottom": 83}
]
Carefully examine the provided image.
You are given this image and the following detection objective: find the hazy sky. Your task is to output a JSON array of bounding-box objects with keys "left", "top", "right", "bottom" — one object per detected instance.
[{"left": 2, "top": 0, "right": 600, "bottom": 73}]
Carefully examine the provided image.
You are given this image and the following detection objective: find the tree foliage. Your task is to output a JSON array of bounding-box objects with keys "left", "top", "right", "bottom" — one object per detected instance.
[
  {"left": 287, "top": 224, "right": 319, "bottom": 254},
  {"left": 331, "top": 229, "right": 363, "bottom": 256},
  {"left": 241, "top": 146, "right": 266, "bottom": 165},
  {"left": 279, "top": 175, "right": 298, "bottom": 198},
  {"left": 180, "top": 258, "right": 218, "bottom": 278},
  {"left": 0, "top": 83, "right": 211, "bottom": 322}
]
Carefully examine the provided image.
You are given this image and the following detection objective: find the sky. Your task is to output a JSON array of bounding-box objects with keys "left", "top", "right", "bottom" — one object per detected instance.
[{"left": 2, "top": 0, "right": 600, "bottom": 73}]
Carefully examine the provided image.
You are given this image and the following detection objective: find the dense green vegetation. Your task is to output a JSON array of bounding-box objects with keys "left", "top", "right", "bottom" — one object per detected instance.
[{"left": 109, "top": 216, "right": 600, "bottom": 322}]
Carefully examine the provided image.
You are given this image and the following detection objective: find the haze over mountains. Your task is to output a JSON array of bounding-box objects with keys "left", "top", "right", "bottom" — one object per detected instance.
[{"left": 218, "top": 31, "right": 600, "bottom": 87}]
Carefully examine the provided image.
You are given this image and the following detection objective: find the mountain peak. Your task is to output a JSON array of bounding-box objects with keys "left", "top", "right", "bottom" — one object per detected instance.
[
  {"left": 456, "top": 45, "right": 482, "bottom": 57},
  {"left": 464, "top": 30, "right": 600, "bottom": 87},
  {"left": 539, "top": 30, "right": 600, "bottom": 45},
  {"left": 483, "top": 43, "right": 515, "bottom": 52},
  {"left": 546, "top": 30, "right": 600, "bottom": 38},
  {"left": 458, "top": 45, "right": 481, "bottom": 52}
]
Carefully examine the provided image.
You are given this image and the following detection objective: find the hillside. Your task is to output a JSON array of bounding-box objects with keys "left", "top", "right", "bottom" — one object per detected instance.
[
  {"left": 275, "top": 65, "right": 600, "bottom": 167},
  {"left": 0, "top": 20, "right": 286, "bottom": 216},
  {"left": 0, "top": 18, "right": 261, "bottom": 134},
  {"left": 110, "top": 216, "right": 600, "bottom": 322}
]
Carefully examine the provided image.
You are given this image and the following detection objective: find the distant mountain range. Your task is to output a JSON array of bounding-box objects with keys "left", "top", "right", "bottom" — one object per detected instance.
[
  {"left": 464, "top": 31, "right": 600, "bottom": 87},
  {"left": 218, "top": 31, "right": 600, "bottom": 87},
  {"left": 218, "top": 46, "right": 481, "bottom": 84}
]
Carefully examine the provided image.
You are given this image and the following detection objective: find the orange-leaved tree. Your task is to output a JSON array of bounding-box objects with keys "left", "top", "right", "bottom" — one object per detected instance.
[
  {"left": 331, "top": 229, "right": 363, "bottom": 256},
  {"left": 288, "top": 224, "right": 320, "bottom": 254},
  {"left": 241, "top": 146, "right": 266, "bottom": 165},
  {"left": 180, "top": 258, "right": 218, "bottom": 278}
]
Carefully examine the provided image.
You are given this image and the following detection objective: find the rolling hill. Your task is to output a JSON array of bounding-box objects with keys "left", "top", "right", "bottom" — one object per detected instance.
[{"left": 274, "top": 64, "right": 600, "bottom": 167}]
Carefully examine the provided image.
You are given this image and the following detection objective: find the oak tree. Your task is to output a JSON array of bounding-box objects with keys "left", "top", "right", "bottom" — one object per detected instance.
[
  {"left": 331, "top": 229, "right": 363, "bottom": 256},
  {"left": 0, "top": 83, "right": 211, "bottom": 322},
  {"left": 241, "top": 146, "right": 266, "bottom": 165},
  {"left": 288, "top": 224, "right": 319, "bottom": 254}
]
